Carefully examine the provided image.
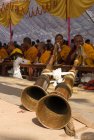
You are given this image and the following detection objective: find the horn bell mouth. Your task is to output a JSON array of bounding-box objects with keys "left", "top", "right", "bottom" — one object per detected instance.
[
  {"left": 21, "top": 85, "right": 48, "bottom": 111},
  {"left": 36, "top": 94, "right": 71, "bottom": 129}
]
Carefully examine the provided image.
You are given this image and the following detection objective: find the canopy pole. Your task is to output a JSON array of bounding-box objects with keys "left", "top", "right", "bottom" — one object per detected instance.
[
  {"left": 67, "top": 17, "right": 70, "bottom": 46},
  {"left": 66, "top": 0, "right": 70, "bottom": 47},
  {"left": 9, "top": 19, "right": 13, "bottom": 42}
]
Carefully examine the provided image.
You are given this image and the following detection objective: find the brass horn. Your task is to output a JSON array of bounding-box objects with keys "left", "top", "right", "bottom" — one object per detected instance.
[
  {"left": 36, "top": 94, "right": 71, "bottom": 129},
  {"left": 36, "top": 59, "right": 79, "bottom": 129},
  {"left": 21, "top": 49, "right": 56, "bottom": 111},
  {"left": 21, "top": 74, "right": 50, "bottom": 111}
]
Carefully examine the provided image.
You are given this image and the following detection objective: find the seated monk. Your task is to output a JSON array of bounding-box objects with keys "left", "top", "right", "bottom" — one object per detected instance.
[
  {"left": 66, "top": 35, "right": 94, "bottom": 66},
  {"left": 34, "top": 42, "right": 52, "bottom": 76},
  {"left": 83, "top": 43, "right": 94, "bottom": 66},
  {"left": 54, "top": 34, "right": 71, "bottom": 64},
  {"left": 0, "top": 41, "right": 8, "bottom": 61},
  {"left": 45, "top": 39, "right": 54, "bottom": 53},
  {"left": 4, "top": 42, "right": 32, "bottom": 79},
  {"left": 3, "top": 42, "right": 23, "bottom": 61},
  {"left": 38, "top": 42, "right": 51, "bottom": 64},
  {"left": 34, "top": 42, "right": 46, "bottom": 63},
  {"left": 85, "top": 39, "right": 94, "bottom": 48},
  {"left": 23, "top": 37, "right": 38, "bottom": 63}
]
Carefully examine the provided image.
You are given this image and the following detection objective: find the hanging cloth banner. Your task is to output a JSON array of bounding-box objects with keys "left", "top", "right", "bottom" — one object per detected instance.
[
  {"left": 0, "top": 0, "right": 30, "bottom": 27},
  {"left": 35, "top": 0, "right": 94, "bottom": 18},
  {"left": 35, "top": 0, "right": 94, "bottom": 47}
]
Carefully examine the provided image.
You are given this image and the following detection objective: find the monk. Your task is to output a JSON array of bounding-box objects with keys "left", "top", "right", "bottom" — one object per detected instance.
[
  {"left": 83, "top": 43, "right": 94, "bottom": 66},
  {"left": 54, "top": 34, "right": 71, "bottom": 64},
  {"left": 34, "top": 42, "right": 46, "bottom": 63},
  {"left": 0, "top": 41, "right": 8, "bottom": 61},
  {"left": 4, "top": 42, "right": 32, "bottom": 79},
  {"left": 23, "top": 37, "right": 38, "bottom": 63},
  {"left": 5, "top": 42, "right": 23, "bottom": 60},
  {"left": 66, "top": 35, "right": 94, "bottom": 66},
  {"left": 34, "top": 42, "right": 52, "bottom": 76},
  {"left": 38, "top": 42, "right": 51, "bottom": 64}
]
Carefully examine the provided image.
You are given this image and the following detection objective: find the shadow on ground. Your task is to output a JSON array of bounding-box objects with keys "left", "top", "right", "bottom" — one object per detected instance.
[
  {"left": 81, "top": 132, "right": 94, "bottom": 140},
  {"left": 32, "top": 118, "right": 46, "bottom": 128},
  {"left": 0, "top": 83, "right": 22, "bottom": 97}
]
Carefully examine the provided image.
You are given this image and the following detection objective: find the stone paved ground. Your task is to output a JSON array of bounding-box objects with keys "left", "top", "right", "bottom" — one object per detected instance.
[
  {"left": 0, "top": 76, "right": 94, "bottom": 140},
  {"left": 69, "top": 87, "right": 94, "bottom": 129},
  {"left": 0, "top": 99, "right": 94, "bottom": 140}
]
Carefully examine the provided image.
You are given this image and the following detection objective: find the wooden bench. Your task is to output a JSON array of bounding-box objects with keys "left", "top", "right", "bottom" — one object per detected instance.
[
  {"left": 0, "top": 62, "right": 94, "bottom": 80},
  {"left": 0, "top": 62, "right": 32, "bottom": 80}
]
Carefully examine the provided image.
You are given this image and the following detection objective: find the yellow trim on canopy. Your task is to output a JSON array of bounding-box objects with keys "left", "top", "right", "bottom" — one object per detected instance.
[
  {"left": 35, "top": 0, "right": 94, "bottom": 18},
  {"left": 0, "top": 0, "right": 30, "bottom": 27}
]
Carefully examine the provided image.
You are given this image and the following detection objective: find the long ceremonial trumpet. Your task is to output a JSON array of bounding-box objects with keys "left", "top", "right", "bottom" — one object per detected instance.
[
  {"left": 36, "top": 58, "right": 79, "bottom": 129},
  {"left": 21, "top": 46, "right": 56, "bottom": 111}
]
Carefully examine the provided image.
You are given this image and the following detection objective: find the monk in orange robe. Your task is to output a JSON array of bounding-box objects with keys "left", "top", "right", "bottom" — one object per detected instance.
[
  {"left": 0, "top": 42, "right": 8, "bottom": 61},
  {"left": 23, "top": 37, "right": 38, "bottom": 77},
  {"left": 54, "top": 34, "right": 71, "bottom": 64},
  {"left": 23, "top": 37, "right": 38, "bottom": 63},
  {"left": 36, "top": 42, "right": 51, "bottom": 64},
  {"left": 66, "top": 35, "right": 94, "bottom": 66}
]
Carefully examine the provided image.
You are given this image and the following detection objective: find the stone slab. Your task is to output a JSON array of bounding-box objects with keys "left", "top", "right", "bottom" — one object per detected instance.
[
  {"left": 69, "top": 87, "right": 94, "bottom": 129},
  {"left": 0, "top": 77, "right": 94, "bottom": 130},
  {"left": 0, "top": 99, "right": 90, "bottom": 140}
]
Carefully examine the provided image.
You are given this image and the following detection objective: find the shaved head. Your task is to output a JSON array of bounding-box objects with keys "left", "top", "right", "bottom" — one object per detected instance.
[{"left": 74, "top": 35, "right": 84, "bottom": 47}]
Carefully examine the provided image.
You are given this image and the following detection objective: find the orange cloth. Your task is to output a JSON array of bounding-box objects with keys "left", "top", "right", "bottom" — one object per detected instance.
[
  {"left": 39, "top": 50, "right": 51, "bottom": 64},
  {"left": 60, "top": 45, "right": 71, "bottom": 60},
  {"left": 83, "top": 43, "right": 94, "bottom": 66},
  {"left": 0, "top": 48, "right": 8, "bottom": 59},
  {"left": 24, "top": 46, "right": 38, "bottom": 63},
  {"left": 83, "top": 43, "right": 94, "bottom": 60},
  {"left": 10, "top": 48, "right": 23, "bottom": 56}
]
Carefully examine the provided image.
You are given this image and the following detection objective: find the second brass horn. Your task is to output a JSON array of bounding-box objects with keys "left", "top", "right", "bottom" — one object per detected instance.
[
  {"left": 36, "top": 59, "right": 79, "bottom": 129},
  {"left": 36, "top": 82, "right": 72, "bottom": 129},
  {"left": 21, "top": 49, "right": 55, "bottom": 111},
  {"left": 36, "top": 94, "right": 71, "bottom": 129},
  {"left": 21, "top": 74, "right": 49, "bottom": 111}
]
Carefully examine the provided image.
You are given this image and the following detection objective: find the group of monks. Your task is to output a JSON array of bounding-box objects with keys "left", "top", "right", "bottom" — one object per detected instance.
[{"left": 0, "top": 34, "right": 94, "bottom": 68}]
